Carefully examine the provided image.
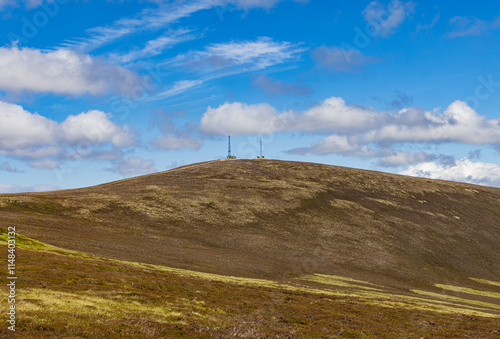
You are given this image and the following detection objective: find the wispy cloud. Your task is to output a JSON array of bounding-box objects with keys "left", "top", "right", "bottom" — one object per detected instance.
[
  {"left": 0, "top": 0, "right": 54, "bottom": 10},
  {"left": 251, "top": 74, "right": 311, "bottom": 96},
  {"left": 445, "top": 16, "right": 500, "bottom": 38},
  {"left": 149, "top": 109, "right": 203, "bottom": 150},
  {"left": 0, "top": 183, "right": 59, "bottom": 194},
  {"left": 64, "top": 0, "right": 222, "bottom": 52},
  {"left": 0, "top": 162, "right": 22, "bottom": 173},
  {"left": 170, "top": 37, "right": 306, "bottom": 79},
  {"left": 146, "top": 80, "right": 204, "bottom": 102},
  {"left": 235, "top": 0, "right": 308, "bottom": 10},
  {"left": 363, "top": 0, "right": 415, "bottom": 38},
  {"left": 312, "top": 46, "right": 379, "bottom": 72},
  {"left": 105, "top": 156, "right": 156, "bottom": 177},
  {"left": 109, "top": 28, "right": 203, "bottom": 64},
  {"left": 416, "top": 13, "right": 440, "bottom": 32}
]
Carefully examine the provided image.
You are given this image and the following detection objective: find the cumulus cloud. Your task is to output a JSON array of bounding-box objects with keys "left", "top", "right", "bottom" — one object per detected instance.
[
  {"left": 363, "top": 0, "right": 415, "bottom": 38},
  {"left": 364, "top": 100, "right": 500, "bottom": 145},
  {"left": 200, "top": 97, "right": 381, "bottom": 136},
  {"left": 0, "top": 101, "right": 57, "bottom": 150},
  {"left": 0, "top": 46, "right": 142, "bottom": 96},
  {"left": 296, "top": 97, "right": 382, "bottom": 133},
  {"left": 400, "top": 158, "right": 500, "bottom": 187},
  {"left": 252, "top": 75, "right": 311, "bottom": 96},
  {"left": 200, "top": 97, "right": 500, "bottom": 183},
  {"left": 106, "top": 157, "right": 156, "bottom": 176},
  {"left": 0, "top": 101, "right": 136, "bottom": 161},
  {"left": 312, "top": 46, "right": 379, "bottom": 72},
  {"left": 61, "top": 110, "right": 135, "bottom": 148},
  {"left": 200, "top": 101, "right": 289, "bottom": 136}
]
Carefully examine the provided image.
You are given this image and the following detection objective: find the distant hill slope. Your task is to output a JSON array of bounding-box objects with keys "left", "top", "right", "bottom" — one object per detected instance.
[{"left": 1, "top": 159, "right": 499, "bottom": 292}]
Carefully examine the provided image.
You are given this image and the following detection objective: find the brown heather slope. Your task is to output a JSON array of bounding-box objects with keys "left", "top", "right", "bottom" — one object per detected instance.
[{"left": 1, "top": 159, "right": 499, "bottom": 293}]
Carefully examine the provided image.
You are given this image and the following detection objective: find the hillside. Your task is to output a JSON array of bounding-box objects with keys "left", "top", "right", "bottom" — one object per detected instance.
[{"left": 1, "top": 159, "right": 499, "bottom": 337}]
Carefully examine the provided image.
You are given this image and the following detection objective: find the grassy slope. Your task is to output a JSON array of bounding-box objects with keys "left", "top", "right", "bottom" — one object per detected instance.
[
  {"left": 0, "top": 159, "right": 499, "bottom": 336},
  {"left": 0, "top": 233, "right": 499, "bottom": 338}
]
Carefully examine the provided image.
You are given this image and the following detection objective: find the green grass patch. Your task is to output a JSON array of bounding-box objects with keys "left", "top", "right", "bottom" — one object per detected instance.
[{"left": 436, "top": 284, "right": 500, "bottom": 299}]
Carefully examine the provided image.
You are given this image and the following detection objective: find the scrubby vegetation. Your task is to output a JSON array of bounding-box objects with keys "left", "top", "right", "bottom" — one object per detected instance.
[{"left": 0, "top": 159, "right": 499, "bottom": 337}]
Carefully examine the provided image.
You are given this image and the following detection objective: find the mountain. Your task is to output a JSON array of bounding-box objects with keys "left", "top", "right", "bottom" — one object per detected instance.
[{"left": 1, "top": 159, "right": 499, "bottom": 337}]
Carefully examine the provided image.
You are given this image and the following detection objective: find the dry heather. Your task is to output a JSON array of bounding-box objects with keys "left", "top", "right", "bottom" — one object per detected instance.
[{"left": 0, "top": 159, "right": 499, "bottom": 337}]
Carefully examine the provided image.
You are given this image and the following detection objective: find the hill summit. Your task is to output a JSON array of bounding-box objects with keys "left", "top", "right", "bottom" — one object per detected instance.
[{"left": 1, "top": 159, "right": 499, "bottom": 291}]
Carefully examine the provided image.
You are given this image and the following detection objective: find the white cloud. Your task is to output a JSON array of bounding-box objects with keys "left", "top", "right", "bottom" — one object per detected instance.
[
  {"left": 106, "top": 157, "right": 156, "bottom": 176},
  {"left": 0, "top": 183, "right": 59, "bottom": 193},
  {"left": 0, "top": 101, "right": 136, "bottom": 160},
  {"left": 364, "top": 101, "right": 500, "bottom": 145},
  {"left": 204, "top": 37, "right": 305, "bottom": 69},
  {"left": 0, "top": 0, "right": 54, "bottom": 10},
  {"left": 65, "top": 0, "right": 305, "bottom": 52},
  {"left": 65, "top": 0, "right": 221, "bottom": 52},
  {"left": 146, "top": 80, "right": 204, "bottom": 102},
  {"left": 200, "top": 101, "right": 289, "bottom": 135},
  {"left": 312, "top": 46, "right": 379, "bottom": 72},
  {"left": 307, "top": 135, "right": 375, "bottom": 156},
  {"left": 29, "top": 159, "right": 59, "bottom": 170},
  {"left": 0, "top": 101, "right": 57, "bottom": 150},
  {"left": 363, "top": 0, "right": 415, "bottom": 38},
  {"left": 377, "top": 151, "right": 435, "bottom": 167},
  {"left": 61, "top": 110, "right": 135, "bottom": 148},
  {"left": 152, "top": 135, "right": 203, "bottom": 150},
  {"left": 0, "top": 46, "right": 142, "bottom": 96},
  {"left": 446, "top": 16, "right": 500, "bottom": 38},
  {"left": 297, "top": 97, "right": 382, "bottom": 133},
  {"left": 199, "top": 97, "right": 381, "bottom": 136},
  {"left": 175, "top": 37, "right": 305, "bottom": 76},
  {"left": 109, "top": 28, "right": 201, "bottom": 64},
  {"left": 416, "top": 13, "right": 440, "bottom": 32},
  {"left": 200, "top": 98, "right": 500, "bottom": 176},
  {"left": 400, "top": 158, "right": 500, "bottom": 187},
  {"left": 0, "top": 146, "right": 63, "bottom": 160}
]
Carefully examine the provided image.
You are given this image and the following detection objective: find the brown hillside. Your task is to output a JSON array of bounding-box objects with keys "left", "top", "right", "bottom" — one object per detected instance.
[{"left": 1, "top": 159, "right": 499, "bottom": 293}]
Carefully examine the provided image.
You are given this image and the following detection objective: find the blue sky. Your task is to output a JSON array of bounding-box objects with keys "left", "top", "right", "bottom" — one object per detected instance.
[{"left": 1, "top": 0, "right": 500, "bottom": 192}]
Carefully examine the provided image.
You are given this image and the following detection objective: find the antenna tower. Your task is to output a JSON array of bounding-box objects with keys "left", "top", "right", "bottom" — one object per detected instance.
[
  {"left": 259, "top": 138, "right": 263, "bottom": 158},
  {"left": 257, "top": 137, "right": 265, "bottom": 158}
]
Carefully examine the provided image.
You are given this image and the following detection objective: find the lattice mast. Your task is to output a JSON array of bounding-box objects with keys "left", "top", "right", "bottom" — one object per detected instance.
[{"left": 259, "top": 137, "right": 263, "bottom": 158}]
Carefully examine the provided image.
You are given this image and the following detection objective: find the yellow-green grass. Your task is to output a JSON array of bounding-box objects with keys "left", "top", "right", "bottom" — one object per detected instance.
[
  {"left": 1, "top": 242, "right": 499, "bottom": 338},
  {"left": 3, "top": 229, "right": 499, "bottom": 320},
  {"left": 299, "top": 274, "right": 500, "bottom": 318},
  {"left": 436, "top": 284, "right": 500, "bottom": 299},
  {"left": 0, "top": 228, "right": 94, "bottom": 259},
  {"left": 469, "top": 277, "right": 500, "bottom": 287}
]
